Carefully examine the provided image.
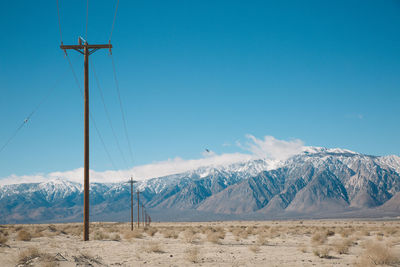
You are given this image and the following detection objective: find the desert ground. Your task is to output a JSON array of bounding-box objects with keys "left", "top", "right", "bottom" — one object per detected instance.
[{"left": 0, "top": 220, "right": 399, "bottom": 266}]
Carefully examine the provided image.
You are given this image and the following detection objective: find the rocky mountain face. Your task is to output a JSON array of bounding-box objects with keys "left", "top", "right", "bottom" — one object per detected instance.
[{"left": 1, "top": 148, "right": 399, "bottom": 223}]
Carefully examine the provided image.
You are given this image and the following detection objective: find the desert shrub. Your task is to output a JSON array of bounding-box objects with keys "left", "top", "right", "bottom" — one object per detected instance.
[
  {"left": 249, "top": 245, "right": 260, "bottom": 253},
  {"left": 124, "top": 229, "right": 143, "bottom": 239},
  {"left": 231, "top": 228, "right": 242, "bottom": 241},
  {"left": 145, "top": 227, "right": 158, "bottom": 237},
  {"left": 94, "top": 231, "right": 109, "bottom": 240},
  {"left": 333, "top": 238, "right": 353, "bottom": 254},
  {"left": 246, "top": 226, "right": 255, "bottom": 235},
  {"left": 0, "top": 234, "right": 8, "bottom": 245},
  {"left": 384, "top": 227, "right": 397, "bottom": 236},
  {"left": 326, "top": 229, "right": 335, "bottom": 237},
  {"left": 359, "top": 229, "right": 370, "bottom": 237},
  {"left": 256, "top": 233, "right": 268, "bottom": 245},
  {"left": 357, "top": 241, "right": 400, "bottom": 266},
  {"left": 311, "top": 232, "right": 327, "bottom": 245},
  {"left": 48, "top": 225, "right": 58, "bottom": 232},
  {"left": 17, "top": 230, "right": 32, "bottom": 241},
  {"left": 66, "top": 226, "right": 82, "bottom": 236},
  {"left": 339, "top": 227, "right": 353, "bottom": 238},
  {"left": 183, "top": 229, "right": 198, "bottom": 243},
  {"left": 145, "top": 241, "right": 164, "bottom": 253},
  {"left": 162, "top": 229, "right": 178, "bottom": 239},
  {"left": 313, "top": 247, "right": 331, "bottom": 259},
  {"left": 185, "top": 247, "right": 200, "bottom": 263},
  {"left": 111, "top": 233, "right": 121, "bottom": 241},
  {"left": 18, "top": 247, "right": 41, "bottom": 265},
  {"left": 206, "top": 228, "right": 225, "bottom": 244},
  {"left": 298, "top": 245, "right": 307, "bottom": 253}
]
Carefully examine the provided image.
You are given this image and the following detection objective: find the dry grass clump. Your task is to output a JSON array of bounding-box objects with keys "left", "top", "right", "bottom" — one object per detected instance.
[
  {"left": 18, "top": 247, "right": 57, "bottom": 266},
  {"left": 311, "top": 232, "right": 327, "bottom": 245},
  {"left": 326, "top": 229, "right": 335, "bottom": 237},
  {"left": 384, "top": 227, "right": 398, "bottom": 236},
  {"left": 0, "top": 234, "right": 8, "bottom": 245},
  {"left": 110, "top": 233, "right": 121, "bottom": 241},
  {"left": 248, "top": 245, "right": 260, "bottom": 253},
  {"left": 356, "top": 241, "right": 400, "bottom": 266},
  {"left": 63, "top": 225, "right": 82, "bottom": 236},
  {"left": 185, "top": 247, "right": 200, "bottom": 263},
  {"left": 162, "top": 229, "right": 178, "bottom": 239},
  {"left": 339, "top": 227, "right": 354, "bottom": 238},
  {"left": 256, "top": 233, "right": 268, "bottom": 245},
  {"left": 94, "top": 231, "right": 110, "bottom": 240},
  {"left": 183, "top": 229, "right": 199, "bottom": 243},
  {"left": 0, "top": 228, "right": 8, "bottom": 245},
  {"left": 48, "top": 224, "right": 58, "bottom": 232},
  {"left": 231, "top": 227, "right": 249, "bottom": 241},
  {"left": 333, "top": 238, "right": 353, "bottom": 254},
  {"left": 298, "top": 245, "right": 308, "bottom": 253},
  {"left": 123, "top": 229, "right": 143, "bottom": 239},
  {"left": 144, "top": 241, "right": 164, "bottom": 253},
  {"left": 206, "top": 228, "right": 225, "bottom": 244},
  {"left": 313, "top": 246, "right": 332, "bottom": 259},
  {"left": 17, "top": 229, "right": 32, "bottom": 241},
  {"left": 145, "top": 227, "right": 158, "bottom": 237},
  {"left": 18, "top": 247, "right": 41, "bottom": 265}
]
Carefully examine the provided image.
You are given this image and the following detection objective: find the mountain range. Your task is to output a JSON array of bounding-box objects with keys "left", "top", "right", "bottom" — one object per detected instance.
[{"left": 1, "top": 147, "right": 400, "bottom": 223}]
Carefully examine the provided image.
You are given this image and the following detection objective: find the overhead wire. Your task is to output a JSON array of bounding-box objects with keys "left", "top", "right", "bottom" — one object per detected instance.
[
  {"left": 57, "top": 0, "right": 131, "bottom": 174},
  {"left": 56, "top": 0, "right": 63, "bottom": 43},
  {"left": 85, "top": 0, "right": 89, "bottom": 40},
  {"left": 109, "top": 0, "right": 120, "bottom": 42},
  {"left": 65, "top": 54, "right": 118, "bottom": 171},
  {"left": 110, "top": 55, "right": 135, "bottom": 165},
  {"left": 0, "top": 77, "right": 63, "bottom": 154},
  {"left": 91, "top": 60, "right": 129, "bottom": 168}
]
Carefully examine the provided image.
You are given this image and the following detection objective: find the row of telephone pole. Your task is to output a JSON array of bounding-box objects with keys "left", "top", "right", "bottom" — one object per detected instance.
[{"left": 129, "top": 177, "right": 151, "bottom": 231}]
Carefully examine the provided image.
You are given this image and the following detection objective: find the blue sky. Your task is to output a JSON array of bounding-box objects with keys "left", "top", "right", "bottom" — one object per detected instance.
[{"left": 0, "top": 0, "right": 399, "bottom": 179}]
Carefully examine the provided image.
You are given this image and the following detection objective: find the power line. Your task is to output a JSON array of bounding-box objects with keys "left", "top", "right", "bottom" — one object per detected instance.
[
  {"left": 65, "top": 54, "right": 118, "bottom": 171},
  {"left": 85, "top": 0, "right": 89, "bottom": 40},
  {"left": 56, "top": 0, "right": 63, "bottom": 43},
  {"left": 0, "top": 77, "right": 62, "bottom": 154},
  {"left": 91, "top": 60, "right": 129, "bottom": 168},
  {"left": 109, "top": 0, "right": 120, "bottom": 42},
  {"left": 110, "top": 54, "right": 135, "bottom": 165}
]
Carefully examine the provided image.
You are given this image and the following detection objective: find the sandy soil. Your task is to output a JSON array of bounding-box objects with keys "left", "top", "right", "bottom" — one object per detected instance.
[{"left": 1, "top": 220, "right": 400, "bottom": 266}]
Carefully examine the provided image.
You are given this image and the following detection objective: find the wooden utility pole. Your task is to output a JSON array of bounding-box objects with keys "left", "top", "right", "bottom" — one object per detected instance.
[
  {"left": 60, "top": 38, "right": 112, "bottom": 241},
  {"left": 128, "top": 177, "right": 137, "bottom": 231},
  {"left": 137, "top": 190, "right": 140, "bottom": 228},
  {"left": 142, "top": 204, "right": 145, "bottom": 227}
]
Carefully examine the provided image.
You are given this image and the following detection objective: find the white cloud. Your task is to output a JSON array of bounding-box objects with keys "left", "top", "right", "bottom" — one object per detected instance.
[
  {"left": 239, "top": 135, "right": 304, "bottom": 161},
  {"left": 0, "top": 135, "right": 305, "bottom": 185}
]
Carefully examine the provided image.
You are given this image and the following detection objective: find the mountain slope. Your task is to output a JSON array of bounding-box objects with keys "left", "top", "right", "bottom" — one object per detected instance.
[{"left": 0, "top": 148, "right": 399, "bottom": 223}]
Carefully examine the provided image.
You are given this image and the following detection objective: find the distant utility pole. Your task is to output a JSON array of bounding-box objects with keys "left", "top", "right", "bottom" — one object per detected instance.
[
  {"left": 128, "top": 177, "right": 137, "bottom": 231},
  {"left": 142, "top": 204, "right": 145, "bottom": 227},
  {"left": 60, "top": 38, "right": 112, "bottom": 241},
  {"left": 137, "top": 190, "right": 140, "bottom": 228}
]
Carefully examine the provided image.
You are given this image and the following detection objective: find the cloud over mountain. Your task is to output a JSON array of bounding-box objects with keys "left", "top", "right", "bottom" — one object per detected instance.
[{"left": 1, "top": 134, "right": 299, "bottom": 185}]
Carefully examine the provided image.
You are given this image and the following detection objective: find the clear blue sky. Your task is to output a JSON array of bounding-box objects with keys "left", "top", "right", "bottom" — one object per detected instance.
[{"left": 0, "top": 0, "right": 399, "bottom": 178}]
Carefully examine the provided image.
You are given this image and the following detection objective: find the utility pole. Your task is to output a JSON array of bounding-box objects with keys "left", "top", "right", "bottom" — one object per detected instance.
[
  {"left": 128, "top": 177, "right": 137, "bottom": 231},
  {"left": 142, "top": 204, "right": 145, "bottom": 227},
  {"left": 60, "top": 38, "right": 112, "bottom": 241},
  {"left": 137, "top": 190, "right": 140, "bottom": 228}
]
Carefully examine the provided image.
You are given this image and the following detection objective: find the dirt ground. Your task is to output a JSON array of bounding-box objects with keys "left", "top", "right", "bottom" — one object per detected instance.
[{"left": 0, "top": 220, "right": 399, "bottom": 266}]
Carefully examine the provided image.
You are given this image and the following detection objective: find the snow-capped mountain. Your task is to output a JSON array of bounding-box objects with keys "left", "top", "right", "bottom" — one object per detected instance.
[{"left": 1, "top": 147, "right": 399, "bottom": 223}]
